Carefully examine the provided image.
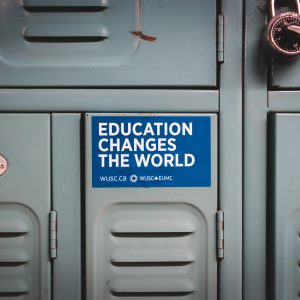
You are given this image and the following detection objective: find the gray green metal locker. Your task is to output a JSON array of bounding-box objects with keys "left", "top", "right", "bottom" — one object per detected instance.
[{"left": 0, "top": 0, "right": 246, "bottom": 299}]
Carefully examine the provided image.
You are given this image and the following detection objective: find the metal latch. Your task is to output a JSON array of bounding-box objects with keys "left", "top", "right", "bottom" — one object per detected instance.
[
  {"left": 217, "top": 210, "right": 224, "bottom": 260},
  {"left": 49, "top": 210, "right": 57, "bottom": 260},
  {"left": 217, "top": 15, "right": 224, "bottom": 63}
]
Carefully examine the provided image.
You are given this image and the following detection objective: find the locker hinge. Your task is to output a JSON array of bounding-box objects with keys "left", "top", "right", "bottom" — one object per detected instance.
[
  {"left": 217, "top": 15, "right": 224, "bottom": 63},
  {"left": 217, "top": 210, "right": 224, "bottom": 260},
  {"left": 49, "top": 210, "right": 57, "bottom": 260}
]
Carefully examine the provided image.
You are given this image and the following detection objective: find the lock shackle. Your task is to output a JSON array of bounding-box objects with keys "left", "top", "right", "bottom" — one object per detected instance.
[{"left": 269, "top": 0, "right": 300, "bottom": 18}]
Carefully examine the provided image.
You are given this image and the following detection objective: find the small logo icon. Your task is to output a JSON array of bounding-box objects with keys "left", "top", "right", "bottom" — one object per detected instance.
[{"left": 130, "top": 174, "right": 138, "bottom": 183}]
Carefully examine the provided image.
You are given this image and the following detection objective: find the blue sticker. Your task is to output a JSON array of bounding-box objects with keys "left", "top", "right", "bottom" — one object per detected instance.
[{"left": 91, "top": 115, "right": 211, "bottom": 188}]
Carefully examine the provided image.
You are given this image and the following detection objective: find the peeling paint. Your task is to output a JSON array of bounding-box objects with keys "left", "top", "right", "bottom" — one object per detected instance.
[{"left": 131, "top": 31, "right": 157, "bottom": 42}]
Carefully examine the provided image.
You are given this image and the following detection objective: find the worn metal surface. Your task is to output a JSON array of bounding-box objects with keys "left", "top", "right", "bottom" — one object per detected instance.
[{"left": 0, "top": 0, "right": 216, "bottom": 87}]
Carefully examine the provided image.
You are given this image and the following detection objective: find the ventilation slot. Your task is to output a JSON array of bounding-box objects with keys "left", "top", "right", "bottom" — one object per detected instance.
[
  {"left": 0, "top": 291, "right": 28, "bottom": 297},
  {"left": 0, "top": 262, "right": 27, "bottom": 267},
  {"left": 0, "top": 232, "right": 27, "bottom": 238},
  {"left": 111, "top": 261, "right": 193, "bottom": 267},
  {"left": 22, "top": 0, "right": 109, "bottom": 9},
  {"left": 111, "top": 231, "right": 193, "bottom": 238},
  {"left": 111, "top": 291, "right": 193, "bottom": 297},
  {"left": 23, "top": 6, "right": 107, "bottom": 13},
  {"left": 24, "top": 25, "right": 109, "bottom": 43},
  {"left": 25, "top": 36, "right": 107, "bottom": 43}
]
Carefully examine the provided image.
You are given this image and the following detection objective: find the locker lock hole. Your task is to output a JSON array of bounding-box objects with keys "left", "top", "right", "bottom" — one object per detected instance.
[{"left": 0, "top": 155, "right": 8, "bottom": 176}]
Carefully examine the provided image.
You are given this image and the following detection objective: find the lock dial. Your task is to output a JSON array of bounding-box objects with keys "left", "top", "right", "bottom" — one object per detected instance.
[{"left": 268, "top": 12, "right": 300, "bottom": 55}]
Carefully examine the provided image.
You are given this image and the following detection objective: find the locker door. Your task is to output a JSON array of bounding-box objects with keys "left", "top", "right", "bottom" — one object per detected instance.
[
  {"left": 269, "top": 114, "right": 300, "bottom": 300},
  {"left": 0, "top": 114, "right": 51, "bottom": 300},
  {"left": 85, "top": 113, "right": 218, "bottom": 300},
  {"left": 0, "top": 0, "right": 217, "bottom": 87}
]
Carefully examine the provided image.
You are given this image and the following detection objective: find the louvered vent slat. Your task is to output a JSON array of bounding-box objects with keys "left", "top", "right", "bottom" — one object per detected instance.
[
  {"left": 24, "top": 21, "right": 108, "bottom": 43},
  {"left": 0, "top": 250, "right": 29, "bottom": 266},
  {"left": 111, "top": 249, "right": 195, "bottom": 263},
  {"left": 111, "top": 278, "right": 195, "bottom": 297},
  {"left": 0, "top": 220, "right": 29, "bottom": 235},
  {"left": 0, "top": 280, "right": 29, "bottom": 295},
  {"left": 111, "top": 219, "right": 195, "bottom": 234}
]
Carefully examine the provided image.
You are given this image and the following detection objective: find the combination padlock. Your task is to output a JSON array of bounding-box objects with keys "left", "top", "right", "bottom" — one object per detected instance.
[{"left": 264, "top": 0, "right": 300, "bottom": 56}]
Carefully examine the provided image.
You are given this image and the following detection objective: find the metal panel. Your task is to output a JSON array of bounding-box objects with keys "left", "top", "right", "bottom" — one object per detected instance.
[
  {"left": 269, "top": 91, "right": 300, "bottom": 112},
  {"left": 269, "top": 113, "right": 300, "bottom": 300},
  {"left": 271, "top": 58, "right": 300, "bottom": 88},
  {"left": 0, "top": 89, "right": 219, "bottom": 112},
  {"left": 0, "top": 0, "right": 216, "bottom": 87},
  {"left": 85, "top": 113, "right": 217, "bottom": 300},
  {"left": 52, "top": 114, "right": 82, "bottom": 300},
  {"left": 0, "top": 114, "right": 51, "bottom": 300}
]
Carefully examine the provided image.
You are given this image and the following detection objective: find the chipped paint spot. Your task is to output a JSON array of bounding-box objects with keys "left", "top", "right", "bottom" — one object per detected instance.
[{"left": 256, "top": 0, "right": 267, "bottom": 13}]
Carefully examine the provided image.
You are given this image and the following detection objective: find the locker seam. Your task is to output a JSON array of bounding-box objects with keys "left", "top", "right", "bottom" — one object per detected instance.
[
  {"left": 80, "top": 114, "right": 86, "bottom": 300},
  {"left": 242, "top": 0, "right": 246, "bottom": 299},
  {"left": 50, "top": 114, "right": 54, "bottom": 300}
]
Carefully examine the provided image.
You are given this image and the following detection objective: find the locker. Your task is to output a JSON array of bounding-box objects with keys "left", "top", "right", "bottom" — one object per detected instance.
[
  {"left": 0, "top": 0, "right": 217, "bottom": 87},
  {"left": 0, "top": 0, "right": 244, "bottom": 299},
  {"left": 0, "top": 114, "right": 51, "bottom": 300},
  {"left": 85, "top": 113, "right": 218, "bottom": 300}
]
